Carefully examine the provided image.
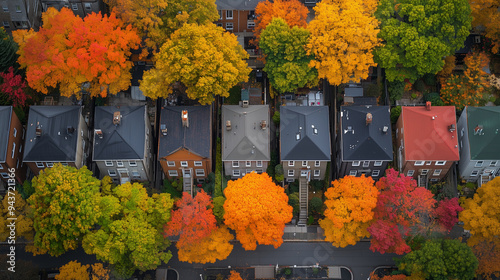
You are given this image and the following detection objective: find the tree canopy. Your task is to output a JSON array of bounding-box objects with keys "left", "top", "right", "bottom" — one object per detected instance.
[
  {"left": 469, "top": 0, "right": 500, "bottom": 53},
  {"left": 0, "top": 67, "right": 29, "bottom": 107},
  {"left": 320, "top": 175, "right": 379, "bottom": 247},
  {"left": 0, "top": 27, "right": 18, "bottom": 73},
  {"left": 374, "top": 0, "right": 472, "bottom": 82},
  {"left": 259, "top": 18, "right": 317, "bottom": 94},
  {"left": 140, "top": 23, "right": 251, "bottom": 105},
  {"left": 223, "top": 172, "right": 293, "bottom": 250},
  {"left": 176, "top": 225, "right": 234, "bottom": 264},
  {"left": 27, "top": 164, "right": 101, "bottom": 256},
  {"left": 307, "top": 0, "right": 381, "bottom": 85},
  {"left": 13, "top": 7, "right": 140, "bottom": 98},
  {"left": 0, "top": 191, "right": 33, "bottom": 242}
]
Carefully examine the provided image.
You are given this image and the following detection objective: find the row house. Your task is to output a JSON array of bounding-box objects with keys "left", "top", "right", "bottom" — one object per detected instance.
[
  {"left": 23, "top": 106, "right": 88, "bottom": 175},
  {"left": 0, "top": 0, "right": 42, "bottom": 34},
  {"left": 280, "top": 106, "right": 330, "bottom": 182},
  {"left": 93, "top": 106, "right": 152, "bottom": 184},
  {"left": 457, "top": 106, "right": 500, "bottom": 186},
  {"left": 396, "top": 102, "right": 459, "bottom": 187},
  {"left": 222, "top": 104, "right": 270, "bottom": 179},
  {"left": 0, "top": 106, "right": 26, "bottom": 188},
  {"left": 158, "top": 106, "right": 212, "bottom": 182},
  {"left": 41, "top": 0, "right": 103, "bottom": 18},
  {"left": 338, "top": 105, "right": 393, "bottom": 179}
]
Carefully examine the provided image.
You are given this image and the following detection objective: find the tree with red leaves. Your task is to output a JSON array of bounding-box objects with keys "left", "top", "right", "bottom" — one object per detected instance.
[
  {"left": 0, "top": 67, "right": 29, "bottom": 107},
  {"left": 164, "top": 190, "right": 217, "bottom": 248},
  {"left": 434, "top": 197, "right": 462, "bottom": 232},
  {"left": 368, "top": 169, "right": 436, "bottom": 255}
]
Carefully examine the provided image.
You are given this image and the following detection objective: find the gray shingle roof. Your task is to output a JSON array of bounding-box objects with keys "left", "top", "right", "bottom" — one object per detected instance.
[
  {"left": 158, "top": 106, "right": 212, "bottom": 159},
  {"left": 216, "top": 0, "right": 264, "bottom": 10},
  {"left": 222, "top": 105, "right": 270, "bottom": 161},
  {"left": 466, "top": 106, "right": 500, "bottom": 160},
  {"left": 93, "top": 106, "right": 146, "bottom": 160},
  {"left": 0, "top": 106, "right": 12, "bottom": 162},
  {"left": 340, "top": 105, "right": 393, "bottom": 161},
  {"left": 280, "top": 106, "right": 331, "bottom": 161},
  {"left": 23, "top": 106, "right": 81, "bottom": 162}
]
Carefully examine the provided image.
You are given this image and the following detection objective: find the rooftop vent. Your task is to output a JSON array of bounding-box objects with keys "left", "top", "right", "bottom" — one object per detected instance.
[
  {"left": 296, "top": 133, "right": 301, "bottom": 140},
  {"left": 344, "top": 126, "right": 354, "bottom": 134},
  {"left": 242, "top": 100, "right": 249, "bottom": 108},
  {"left": 226, "top": 120, "right": 232, "bottom": 131},
  {"left": 67, "top": 126, "right": 75, "bottom": 135},
  {"left": 35, "top": 125, "right": 42, "bottom": 137},
  {"left": 261, "top": 120, "right": 267, "bottom": 130},
  {"left": 474, "top": 125, "right": 484, "bottom": 135},
  {"left": 426, "top": 101, "right": 432, "bottom": 111},
  {"left": 95, "top": 129, "right": 103, "bottom": 139},
  {"left": 160, "top": 124, "right": 167, "bottom": 136},
  {"left": 313, "top": 128, "right": 318, "bottom": 135},
  {"left": 181, "top": 110, "right": 189, "bottom": 128},
  {"left": 113, "top": 111, "right": 121, "bottom": 125},
  {"left": 448, "top": 124, "right": 456, "bottom": 133},
  {"left": 382, "top": 126, "right": 389, "bottom": 134},
  {"left": 366, "top": 113, "right": 373, "bottom": 125}
]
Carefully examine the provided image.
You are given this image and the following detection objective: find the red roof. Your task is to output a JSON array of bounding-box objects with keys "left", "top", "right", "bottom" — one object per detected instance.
[{"left": 402, "top": 106, "right": 459, "bottom": 161}]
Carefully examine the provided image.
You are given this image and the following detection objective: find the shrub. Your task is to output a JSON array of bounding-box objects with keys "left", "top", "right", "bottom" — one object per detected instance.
[
  {"left": 284, "top": 268, "right": 292, "bottom": 276},
  {"left": 390, "top": 106, "right": 402, "bottom": 124},
  {"left": 202, "top": 172, "right": 215, "bottom": 195},
  {"left": 212, "top": 196, "right": 226, "bottom": 224},
  {"left": 288, "top": 193, "right": 300, "bottom": 217},
  {"left": 414, "top": 79, "right": 426, "bottom": 92},
  {"left": 307, "top": 215, "right": 314, "bottom": 225},
  {"left": 366, "top": 83, "right": 380, "bottom": 97},
  {"left": 410, "top": 93, "right": 418, "bottom": 100},
  {"left": 310, "top": 180, "right": 323, "bottom": 192},
  {"left": 423, "top": 74, "right": 436, "bottom": 86},
  {"left": 266, "top": 150, "right": 278, "bottom": 179},
  {"left": 275, "top": 164, "right": 284, "bottom": 182},
  {"left": 20, "top": 180, "right": 35, "bottom": 199},
  {"left": 289, "top": 180, "right": 299, "bottom": 193},
  {"left": 388, "top": 80, "right": 405, "bottom": 102},
  {"left": 423, "top": 92, "right": 444, "bottom": 106},
  {"left": 163, "top": 179, "right": 182, "bottom": 199},
  {"left": 272, "top": 111, "right": 280, "bottom": 125},
  {"left": 309, "top": 197, "right": 323, "bottom": 214},
  {"left": 214, "top": 138, "right": 223, "bottom": 197}
]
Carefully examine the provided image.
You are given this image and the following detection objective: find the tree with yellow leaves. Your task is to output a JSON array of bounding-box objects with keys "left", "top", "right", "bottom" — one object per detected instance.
[
  {"left": 56, "top": 261, "right": 89, "bottom": 280},
  {"left": 320, "top": 175, "right": 378, "bottom": 247},
  {"left": 12, "top": 7, "right": 140, "bottom": 98},
  {"left": 140, "top": 23, "right": 251, "bottom": 105},
  {"left": 223, "top": 172, "right": 293, "bottom": 250},
  {"left": 307, "top": 0, "right": 381, "bottom": 86},
  {"left": 177, "top": 226, "right": 234, "bottom": 264},
  {"left": 469, "top": 0, "right": 500, "bottom": 53},
  {"left": 105, "top": 0, "right": 218, "bottom": 51},
  {"left": 0, "top": 191, "right": 33, "bottom": 242},
  {"left": 27, "top": 164, "right": 101, "bottom": 257}
]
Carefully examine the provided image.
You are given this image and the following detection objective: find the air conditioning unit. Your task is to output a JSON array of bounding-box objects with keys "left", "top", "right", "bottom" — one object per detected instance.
[{"left": 242, "top": 100, "right": 249, "bottom": 108}]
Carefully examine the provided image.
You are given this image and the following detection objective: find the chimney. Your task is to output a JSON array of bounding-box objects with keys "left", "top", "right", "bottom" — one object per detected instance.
[
  {"left": 474, "top": 125, "right": 483, "bottom": 135},
  {"left": 95, "top": 129, "right": 103, "bottom": 139},
  {"left": 382, "top": 126, "right": 389, "bottom": 134},
  {"left": 426, "top": 101, "right": 431, "bottom": 111},
  {"left": 366, "top": 113, "right": 373, "bottom": 125},
  {"left": 181, "top": 110, "right": 189, "bottom": 128},
  {"left": 226, "top": 120, "right": 232, "bottom": 131},
  {"left": 242, "top": 100, "right": 249, "bottom": 108},
  {"left": 448, "top": 124, "right": 456, "bottom": 133},
  {"left": 35, "top": 125, "right": 42, "bottom": 137},
  {"left": 67, "top": 126, "right": 75, "bottom": 135},
  {"left": 113, "top": 111, "right": 121, "bottom": 125},
  {"left": 160, "top": 124, "right": 167, "bottom": 136}
]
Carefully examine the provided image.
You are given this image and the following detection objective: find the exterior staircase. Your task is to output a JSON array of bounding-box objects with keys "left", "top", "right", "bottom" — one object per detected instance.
[
  {"left": 417, "top": 174, "right": 428, "bottom": 188},
  {"left": 479, "top": 173, "right": 494, "bottom": 188},
  {"left": 298, "top": 177, "right": 308, "bottom": 226},
  {"left": 183, "top": 171, "right": 194, "bottom": 197}
]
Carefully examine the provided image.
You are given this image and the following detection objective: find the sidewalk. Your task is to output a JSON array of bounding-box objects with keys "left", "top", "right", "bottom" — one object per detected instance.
[{"left": 283, "top": 225, "right": 325, "bottom": 241}]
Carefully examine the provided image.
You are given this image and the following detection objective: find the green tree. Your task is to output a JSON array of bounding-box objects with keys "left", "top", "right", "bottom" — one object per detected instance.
[
  {"left": 27, "top": 164, "right": 101, "bottom": 256},
  {"left": 288, "top": 193, "right": 300, "bottom": 217},
  {"left": 212, "top": 196, "right": 226, "bottom": 224},
  {"left": 259, "top": 18, "right": 317, "bottom": 94},
  {"left": 82, "top": 182, "right": 174, "bottom": 278},
  {"left": 398, "top": 239, "right": 478, "bottom": 280},
  {"left": 140, "top": 23, "right": 251, "bottom": 105},
  {"left": 0, "top": 27, "right": 18, "bottom": 72},
  {"left": 374, "top": 0, "right": 472, "bottom": 82}
]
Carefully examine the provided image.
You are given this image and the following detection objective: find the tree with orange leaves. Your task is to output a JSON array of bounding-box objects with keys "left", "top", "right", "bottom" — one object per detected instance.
[
  {"left": 253, "top": 0, "right": 308, "bottom": 46},
  {"left": 320, "top": 175, "right": 379, "bottom": 248},
  {"left": 177, "top": 226, "right": 234, "bottom": 264},
  {"left": 224, "top": 172, "right": 293, "bottom": 250},
  {"left": 164, "top": 190, "right": 217, "bottom": 248},
  {"left": 470, "top": 0, "right": 500, "bottom": 53},
  {"left": 472, "top": 240, "right": 500, "bottom": 280},
  {"left": 228, "top": 271, "right": 244, "bottom": 280},
  {"left": 12, "top": 7, "right": 140, "bottom": 98},
  {"left": 368, "top": 274, "right": 408, "bottom": 280}
]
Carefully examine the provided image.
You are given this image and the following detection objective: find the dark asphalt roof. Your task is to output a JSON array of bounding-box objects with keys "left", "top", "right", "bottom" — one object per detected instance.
[
  {"left": 340, "top": 105, "right": 393, "bottom": 161},
  {"left": 280, "top": 106, "right": 331, "bottom": 161},
  {"left": 158, "top": 106, "right": 212, "bottom": 159},
  {"left": 466, "top": 106, "right": 500, "bottom": 160},
  {"left": 93, "top": 106, "right": 146, "bottom": 160},
  {"left": 0, "top": 106, "right": 12, "bottom": 162},
  {"left": 23, "top": 106, "right": 81, "bottom": 162},
  {"left": 216, "top": 0, "right": 264, "bottom": 10}
]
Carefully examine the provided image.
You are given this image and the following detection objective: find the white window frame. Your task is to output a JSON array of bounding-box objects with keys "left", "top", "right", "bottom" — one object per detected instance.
[
  {"left": 194, "top": 161, "right": 203, "bottom": 167},
  {"left": 181, "top": 161, "right": 188, "bottom": 167},
  {"left": 117, "top": 161, "right": 124, "bottom": 167},
  {"left": 233, "top": 170, "right": 240, "bottom": 177},
  {"left": 232, "top": 161, "right": 239, "bottom": 168},
  {"left": 226, "top": 10, "right": 233, "bottom": 19},
  {"left": 105, "top": 161, "right": 113, "bottom": 167},
  {"left": 407, "top": 170, "right": 415, "bottom": 176},
  {"left": 216, "top": 23, "right": 223, "bottom": 27},
  {"left": 421, "top": 169, "right": 429, "bottom": 175},
  {"left": 301, "top": 170, "right": 309, "bottom": 177},
  {"left": 287, "top": 178, "right": 295, "bottom": 183},
  {"left": 433, "top": 169, "right": 442, "bottom": 176},
  {"left": 46, "top": 162, "right": 54, "bottom": 168},
  {"left": 131, "top": 171, "right": 140, "bottom": 179},
  {"left": 61, "top": 162, "right": 68, "bottom": 167},
  {"left": 167, "top": 161, "right": 175, "bottom": 167},
  {"left": 256, "top": 169, "right": 263, "bottom": 173},
  {"left": 315, "top": 161, "right": 320, "bottom": 167},
  {"left": 168, "top": 170, "right": 178, "bottom": 177},
  {"left": 288, "top": 170, "right": 294, "bottom": 176},
  {"left": 302, "top": 161, "right": 308, "bottom": 167},
  {"left": 490, "top": 161, "right": 498, "bottom": 167},
  {"left": 1, "top": 173, "right": 9, "bottom": 178},
  {"left": 363, "top": 161, "right": 370, "bottom": 167},
  {"left": 3, "top": 21, "right": 9, "bottom": 28},
  {"left": 195, "top": 169, "right": 205, "bottom": 177},
  {"left": 108, "top": 169, "right": 117, "bottom": 177},
  {"left": 84, "top": 3, "right": 91, "bottom": 10},
  {"left": 13, "top": 128, "right": 17, "bottom": 137},
  {"left": 225, "top": 22, "right": 233, "bottom": 30},
  {"left": 415, "top": 161, "right": 425, "bottom": 166},
  {"left": 247, "top": 21, "right": 255, "bottom": 29},
  {"left": 218, "top": 10, "right": 222, "bottom": 20},
  {"left": 471, "top": 170, "right": 479, "bottom": 177},
  {"left": 246, "top": 161, "right": 251, "bottom": 167},
  {"left": 2, "top": 5, "right": 8, "bottom": 12},
  {"left": 0, "top": 164, "right": 3, "bottom": 169},
  {"left": 349, "top": 170, "right": 357, "bottom": 176},
  {"left": 15, "top": 5, "right": 21, "bottom": 12},
  {"left": 36, "top": 162, "right": 44, "bottom": 168},
  {"left": 426, "top": 161, "right": 432, "bottom": 165},
  {"left": 475, "top": 161, "right": 484, "bottom": 167},
  {"left": 372, "top": 170, "right": 380, "bottom": 177},
  {"left": 435, "top": 161, "right": 446, "bottom": 166},
  {"left": 352, "top": 161, "right": 360, "bottom": 167},
  {"left": 314, "top": 170, "right": 320, "bottom": 177},
  {"left": 129, "top": 161, "right": 137, "bottom": 167},
  {"left": 289, "top": 161, "right": 294, "bottom": 167},
  {"left": 71, "top": 3, "right": 78, "bottom": 10},
  {"left": 11, "top": 143, "right": 15, "bottom": 158},
  {"left": 256, "top": 161, "right": 263, "bottom": 167},
  {"left": 374, "top": 161, "right": 383, "bottom": 167}
]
